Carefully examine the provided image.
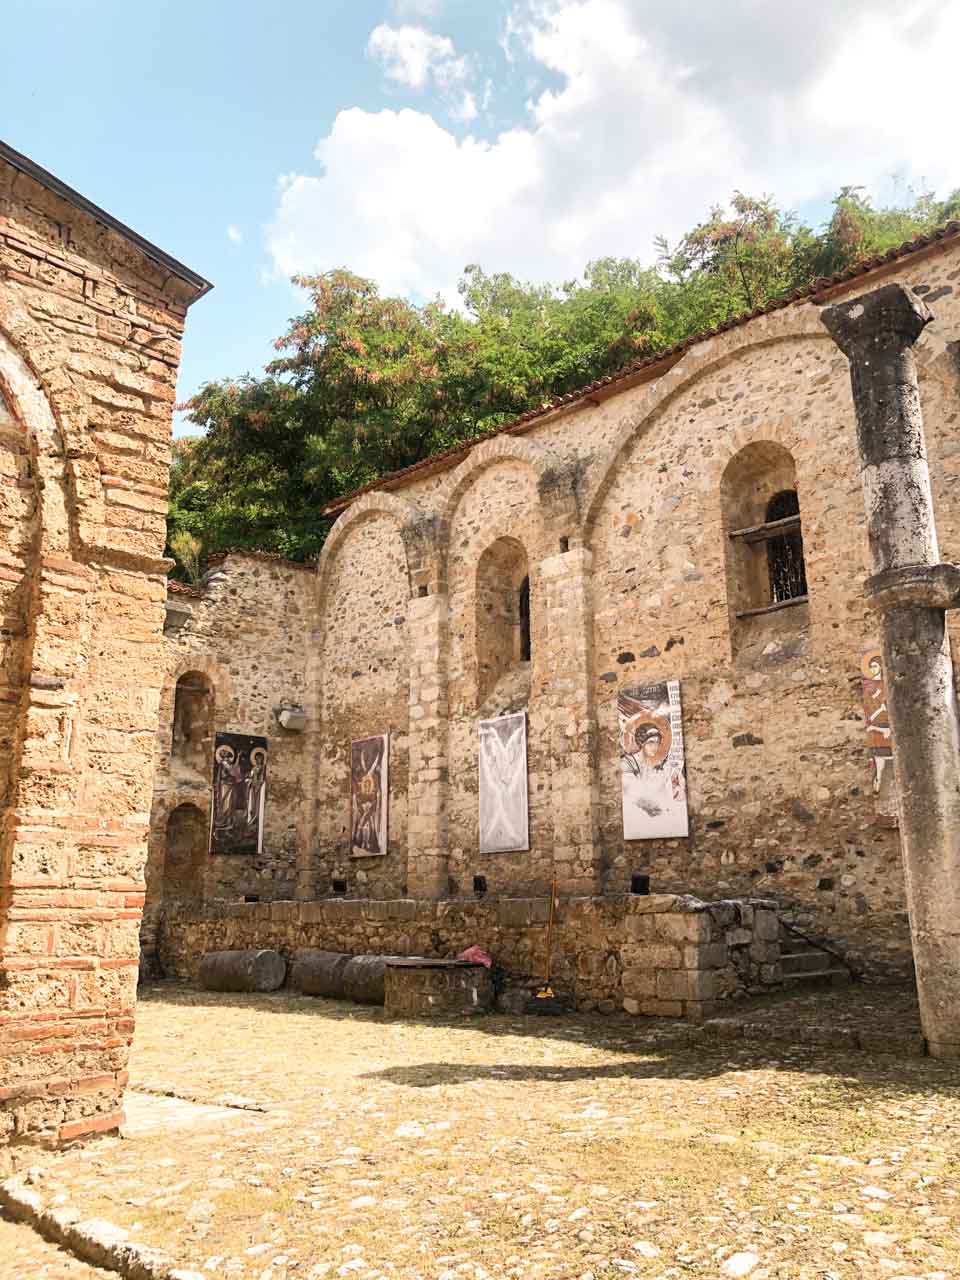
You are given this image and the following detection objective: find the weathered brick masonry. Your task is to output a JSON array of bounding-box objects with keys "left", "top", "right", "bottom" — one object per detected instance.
[
  {"left": 149, "top": 229, "right": 960, "bottom": 992},
  {"left": 0, "top": 143, "right": 208, "bottom": 1157}
]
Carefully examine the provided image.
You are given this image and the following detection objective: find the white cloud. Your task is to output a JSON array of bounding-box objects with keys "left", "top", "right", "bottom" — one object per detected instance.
[
  {"left": 367, "top": 23, "right": 467, "bottom": 91},
  {"left": 226, "top": 224, "right": 243, "bottom": 244},
  {"left": 271, "top": 0, "right": 960, "bottom": 306}
]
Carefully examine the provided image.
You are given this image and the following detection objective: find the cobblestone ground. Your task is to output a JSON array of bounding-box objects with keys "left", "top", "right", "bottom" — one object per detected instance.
[{"left": 4, "top": 984, "right": 960, "bottom": 1280}]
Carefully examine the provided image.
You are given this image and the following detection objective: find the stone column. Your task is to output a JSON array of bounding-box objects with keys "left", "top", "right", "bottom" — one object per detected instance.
[
  {"left": 822, "top": 282, "right": 960, "bottom": 1058},
  {"left": 406, "top": 592, "right": 449, "bottom": 899},
  {"left": 539, "top": 547, "right": 600, "bottom": 895}
]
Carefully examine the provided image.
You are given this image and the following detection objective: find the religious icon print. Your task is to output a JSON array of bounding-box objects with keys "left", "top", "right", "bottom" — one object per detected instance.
[
  {"left": 619, "top": 679, "right": 689, "bottom": 840},
  {"left": 210, "top": 732, "right": 268, "bottom": 854},
  {"left": 351, "top": 734, "right": 389, "bottom": 857},
  {"left": 479, "top": 711, "right": 529, "bottom": 854},
  {"left": 860, "top": 645, "right": 898, "bottom": 827}
]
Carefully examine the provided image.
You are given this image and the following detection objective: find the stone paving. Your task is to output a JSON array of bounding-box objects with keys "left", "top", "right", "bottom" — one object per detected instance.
[{"left": 2, "top": 982, "right": 959, "bottom": 1280}]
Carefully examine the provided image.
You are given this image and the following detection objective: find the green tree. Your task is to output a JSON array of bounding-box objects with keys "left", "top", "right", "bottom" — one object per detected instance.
[{"left": 168, "top": 185, "right": 960, "bottom": 573}]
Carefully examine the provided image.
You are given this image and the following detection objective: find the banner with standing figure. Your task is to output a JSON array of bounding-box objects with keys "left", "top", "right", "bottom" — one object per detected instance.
[
  {"left": 351, "top": 734, "right": 389, "bottom": 857},
  {"left": 211, "top": 731, "right": 268, "bottom": 854}
]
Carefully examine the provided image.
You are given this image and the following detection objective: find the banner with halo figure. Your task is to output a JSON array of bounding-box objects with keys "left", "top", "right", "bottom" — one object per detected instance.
[
  {"left": 619, "top": 680, "right": 689, "bottom": 839},
  {"left": 210, "top": 732, "right": 268, "bottom": 854}
]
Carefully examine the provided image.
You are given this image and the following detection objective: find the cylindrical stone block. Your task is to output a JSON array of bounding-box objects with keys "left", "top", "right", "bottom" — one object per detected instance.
[
  {"left": 291, "top": 949, "right": 350, "bottom": 998},
  {"left": 199, "top": 949, "right": 286, "bottom": 993},
  {"left": 342, "top": 955, "right": 395, "bottom": 1005}
]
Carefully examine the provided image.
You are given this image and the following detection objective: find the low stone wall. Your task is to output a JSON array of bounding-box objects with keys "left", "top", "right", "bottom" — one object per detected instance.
[{"left": 158, "top": 893, "right": 781, "bottom": 1020}]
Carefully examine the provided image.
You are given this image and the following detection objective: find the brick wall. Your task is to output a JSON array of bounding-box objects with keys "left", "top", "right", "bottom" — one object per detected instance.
[{"left": 0, "top": 156, "right": 204, "bottom": 1156}]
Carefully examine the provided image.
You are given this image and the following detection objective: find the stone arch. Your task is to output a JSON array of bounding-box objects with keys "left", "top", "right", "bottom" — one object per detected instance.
[
  {"left": 581, "top": 307, "right": 829, "bottom": 537},
  {"left": 0, "top": 321, "right": 84, "bottom": 845},
  {"left": 317, "top": 490, "right": 420, "bottom": 604},
  {"left": 720, "top": 440, "right": 809, "bottom": 628},
  {"left": 475, "top": 535, "right": 531, "bottom": 708},
  {"left": 157, "top": 652, "right": 233, "bottom": 780},
  {"left": 439, "top": 435, "right": 561, "bottom": 529},
  {"left": 0, "top": 290, "right": 98, "bottom": 556}
]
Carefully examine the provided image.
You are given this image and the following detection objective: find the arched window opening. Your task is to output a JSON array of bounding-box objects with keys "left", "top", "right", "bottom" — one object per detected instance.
[
  {"left": 475, "top": 537, "right": 531, "bottom": 706},
  {"left": 721, "top": 442, "right": 809, "bottom": 657},
  {"left": 764, "top": 490, "right": 807, "bottom": 604},
  {"left": 163, "top": 803, "right": 207, "bottom": 906},
  {"left": 171, "top": 671, "right": 213, "bottom": 773}
]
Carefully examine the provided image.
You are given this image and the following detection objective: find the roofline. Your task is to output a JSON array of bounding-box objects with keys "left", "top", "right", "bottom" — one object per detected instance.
[
  {"left": 322, "top": 219, "right": 960, "bottom": 516},
  {"left": 0, "top": 139, "right": 213, "bottom": 303}
]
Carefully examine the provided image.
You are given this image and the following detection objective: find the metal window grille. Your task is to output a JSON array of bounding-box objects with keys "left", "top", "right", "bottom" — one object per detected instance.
[{"left": 765, "top": 490, "right": 807, "bottom": 602}]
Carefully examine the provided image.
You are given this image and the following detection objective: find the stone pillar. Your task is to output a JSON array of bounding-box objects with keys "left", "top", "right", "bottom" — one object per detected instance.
[
  {"left": 406, "top": 592, "right": 449, "bottom": 899},
  {"left": 822, "top": 282, "right": 960, "bottom": 1058},
  {"left": 539, "top": 547, "right": 600, "bottom": 894}
]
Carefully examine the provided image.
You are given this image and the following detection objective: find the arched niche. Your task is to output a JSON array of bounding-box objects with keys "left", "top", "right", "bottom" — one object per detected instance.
[
  {"left": 475, "top": 535, "right": 531, "bottom": 709},
  {"left": 163, "top": 802, "right": 208, "bottom": 906},
  {"left": 171, "top": 670, "right": 214, "bottom": 774}
]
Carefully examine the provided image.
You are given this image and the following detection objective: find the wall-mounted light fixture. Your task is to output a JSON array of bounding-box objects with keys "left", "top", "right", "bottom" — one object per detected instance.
[{"left": 275, "top": 703, "right": 307, "bottom": 733}]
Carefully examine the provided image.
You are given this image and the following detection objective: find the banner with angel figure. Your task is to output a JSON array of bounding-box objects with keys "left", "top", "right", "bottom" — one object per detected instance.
[
  {"left": 619, "top": 680, "right": 689, "bottom": 840},
  {"left": 479, "top": 711, "right": 529, "bottom": 853},
  {"left": 211, "top": 732, "right": 268, "bottom": 854},
  {"left": 351, "top": 733, "right": 389, "bottom": 857}
]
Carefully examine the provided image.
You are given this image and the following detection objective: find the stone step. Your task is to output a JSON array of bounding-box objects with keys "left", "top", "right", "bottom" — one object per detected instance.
[
  {"left": 782, "top": 967, "right": 853, "bottom": 989},
  {"left": 782, "top": 950, "right": 833, "bottom": 975}
]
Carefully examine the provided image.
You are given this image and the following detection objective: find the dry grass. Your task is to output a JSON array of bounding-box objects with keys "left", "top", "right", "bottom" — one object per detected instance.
[{"left": 10, "top": 984, "right": 960, "bottom": 1280}]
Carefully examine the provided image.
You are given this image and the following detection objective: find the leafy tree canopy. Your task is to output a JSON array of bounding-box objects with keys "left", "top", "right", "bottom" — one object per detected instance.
[{"left": 170, "top": 184, "right": 960, "bottom": 576}]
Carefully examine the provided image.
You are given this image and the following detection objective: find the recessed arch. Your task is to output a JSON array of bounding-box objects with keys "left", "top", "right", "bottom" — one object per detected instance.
[
  {"left": 581, "top": 308, "right": 831, "bottom": 538},
  {"left": 317, "top": 490, "right": 420, "bottom": 605}
]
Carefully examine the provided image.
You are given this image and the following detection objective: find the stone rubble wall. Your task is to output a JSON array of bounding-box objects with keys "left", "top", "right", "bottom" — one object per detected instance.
[
  {"left": 145, "top": 553, "right": 318, "bottom": 967},
  {"left": 0, "top": 157, "right": 201, "bottom": 1155},
  {"left": 158, "top": 893, "right": 782, "bottom": 1021},
  {"left": 146, "top": 239, "right": 960, "bottom": 990}
]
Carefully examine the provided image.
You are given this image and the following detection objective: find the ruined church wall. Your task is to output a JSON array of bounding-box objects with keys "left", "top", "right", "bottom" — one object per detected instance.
[
  {"left": 315, "top": 517, "right": 410, "bottom": 898},
  {"left": 0, "top": 158, "right": 199, "bottom": 1154},
  {"left": 145, "top": 554, "right": 317, "bottom": 954}
]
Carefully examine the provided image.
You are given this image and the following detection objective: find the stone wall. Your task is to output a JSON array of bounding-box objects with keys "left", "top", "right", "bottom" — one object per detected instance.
[
  {"left": 146, "top": 234, "right": 960, "bottom": 989},
  {"left": 159, "top": 892, "right": 782, "bottom": 1021},
  {"left": 143, "top": 553, "right": 318, "bottom": 968},
  {"left": 302, "top": 240, "right": 960, "bottom": 980},
  {"left": 0, "top": 153, "right": 206, "bottom": 1155}
]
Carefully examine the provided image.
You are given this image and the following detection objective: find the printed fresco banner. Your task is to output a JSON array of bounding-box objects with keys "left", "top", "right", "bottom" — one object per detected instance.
[
  {"left": 619, "top": 680, "right": 689, "bottom": 840},
  {"left": 351, "top": 734, "right": 389, "bottom": 857},
  {"left": 861, "top": 646, "right": 898, "bottom": 828},
  {"left": 211, "top": 732, "right": 268, "bottom": 855},
  {"left": 479, "top": 711, "right": 529, "bottom": 854}
]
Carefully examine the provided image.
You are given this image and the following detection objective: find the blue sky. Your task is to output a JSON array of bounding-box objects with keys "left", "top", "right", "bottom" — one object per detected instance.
[{"left": 4, "top": 0, "right": 959, "bottom": 436}]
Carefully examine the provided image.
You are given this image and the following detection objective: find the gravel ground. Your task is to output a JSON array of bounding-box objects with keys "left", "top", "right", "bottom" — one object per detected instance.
[
  {"left": 4, "top": 983, "right": 959, "bottom": 1280},
  {"left": 0, "top": 1217, "right": 114, "bottom": 1279}
]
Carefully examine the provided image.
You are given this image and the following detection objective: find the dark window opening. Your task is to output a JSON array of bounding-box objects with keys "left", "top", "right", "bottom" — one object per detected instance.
[
  {"left": 332, "top": 878, "right": 347, "bottom": 896},
  {"left": 630, "top": 873, "right": 651, "bottom": 896},
  {"left": 765, "top": 490, "right": 807, "bottom": 603},
  {"left": 519, "top": 576, "right": 531, "bottom": 661},
  {"left": 473, "top": 874, "right": 487, "bottom": 897}
]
